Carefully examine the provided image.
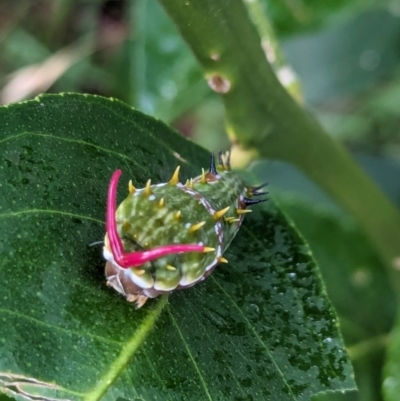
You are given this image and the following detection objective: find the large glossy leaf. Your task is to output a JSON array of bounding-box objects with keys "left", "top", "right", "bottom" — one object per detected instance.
[
  {"left": 278, "top": 200, "right": 393, "bottom": 401},
  {"left": 250, "top": 157, "right": 399, "bottom": 401},
  {"left": 0, "top": 94, "right": 354, "bottom": 401}
]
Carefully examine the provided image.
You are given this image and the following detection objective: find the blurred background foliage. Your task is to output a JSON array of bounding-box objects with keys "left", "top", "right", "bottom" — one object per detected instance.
[
  {"left": 3, "top": 0, "right": 400, "bottom": 156},
  {"left": 2, "top": 0, "right": 400, "bottom": 400}
]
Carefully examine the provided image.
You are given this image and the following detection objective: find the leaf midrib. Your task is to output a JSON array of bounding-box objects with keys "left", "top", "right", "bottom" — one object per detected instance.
[{"left": 83, "top": 295, "right": 169, "bottom": 401}]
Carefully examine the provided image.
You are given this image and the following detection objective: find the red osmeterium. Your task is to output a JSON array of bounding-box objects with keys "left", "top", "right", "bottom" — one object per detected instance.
[{"left": 107, "top": 170, "right": 207, "bottom": 268}]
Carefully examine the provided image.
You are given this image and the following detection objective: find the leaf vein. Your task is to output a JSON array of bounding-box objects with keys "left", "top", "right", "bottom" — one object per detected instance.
[
  {"left": 242, "top": 223, "right": 342, "bottom": 381},
  {"left": 142, "top": 349, "right": 167, "bottom": 392},
  {"left": 0, "top": 307, "right": 121, "bottom": 347},
  {"left": 0, "top": 209, "right": 103, "bottom": 224},
  {"left": 210, "top": 277, "right": 297, "bottom": 399},
  {"left": 184, "top": 302, "right": 249, "bottom": 398},
  {"left": 0, "top": 132, "right": 146, "bottom": 174},
  {"left": 83, "top": 295, "right": 168, "bottom": 401},
  {"left": 167, "top": 306, "right": 213, "bottom": 401}
]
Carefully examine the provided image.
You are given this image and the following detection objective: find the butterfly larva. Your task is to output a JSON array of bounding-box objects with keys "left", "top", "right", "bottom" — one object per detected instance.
[{"left": 103, "top": 152, "right": 267, "bottom": 308}]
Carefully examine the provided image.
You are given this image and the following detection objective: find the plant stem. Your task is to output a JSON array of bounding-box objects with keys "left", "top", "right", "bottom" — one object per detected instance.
[{"left": 158, "top": 0, "right": 400, "bottom": 287}]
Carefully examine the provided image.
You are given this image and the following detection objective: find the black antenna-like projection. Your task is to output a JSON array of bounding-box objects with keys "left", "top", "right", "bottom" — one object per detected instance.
[
  {"left": 209, "top": 152, "right": 218, "bottom": 175},
  {"left": 243, "top": 197, "right": 268, "bottom": 206},
  {"left": 251, "top": 191, "right": 268, "bottom": 197},
  {"left": 251, "top": 182, "right": 268, "bottom": 192}
]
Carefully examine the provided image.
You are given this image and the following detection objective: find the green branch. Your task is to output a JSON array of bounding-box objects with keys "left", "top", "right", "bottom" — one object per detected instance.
[{"left": 158, "top": 0, "right": 400, "bottom": 287}]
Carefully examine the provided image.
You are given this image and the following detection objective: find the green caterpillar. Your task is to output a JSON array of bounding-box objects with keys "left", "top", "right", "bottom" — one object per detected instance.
[{"left": 103, "top": 152, "right": 267, "bottom": 308}]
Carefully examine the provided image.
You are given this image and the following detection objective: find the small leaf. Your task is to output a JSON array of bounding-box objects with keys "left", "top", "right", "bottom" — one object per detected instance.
[{"left": 0, "top": 94, "right": 354, "bottom": 400}]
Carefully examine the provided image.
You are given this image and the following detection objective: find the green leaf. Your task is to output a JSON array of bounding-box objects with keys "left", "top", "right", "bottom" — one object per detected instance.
[
  {"left": 275, "top": 199, "right": 395, "bottom": 342},
  {"left": 260, "top": 0, "right": 381, "bottom": 36},
  {"left": 133, "top": 0, "right": 208, "bottom": 121},
  {"left": 0, "top": 93, "right": 354, "bottom": 400},
  {"left": 283, "top": 9, "right": 400, "bottom": 104},
  {"left": 383, "top": 309, "right": 400, "bottom": 401},
  {"left": 249, "top": 158, "right": 397, "bottom": 401},
  {"left": 110, "top": 0, "right": 208, "bottom": 122},
  {"left": 276, "top": 198, "right": 392, "bottom": 401}
]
